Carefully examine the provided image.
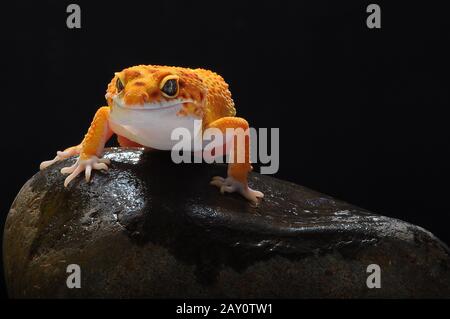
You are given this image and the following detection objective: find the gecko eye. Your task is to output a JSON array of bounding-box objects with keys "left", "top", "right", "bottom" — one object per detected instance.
[
  {"left": 116, "top": 78, "right": 125, "bottom": 92},
  {"left": 160, "top": 78, "right": 179, "bottom": 98}
]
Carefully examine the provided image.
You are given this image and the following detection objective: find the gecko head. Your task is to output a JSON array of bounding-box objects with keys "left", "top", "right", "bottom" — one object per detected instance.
[{"left": 105, "top": 65, "right": 207, "bottom": 117}]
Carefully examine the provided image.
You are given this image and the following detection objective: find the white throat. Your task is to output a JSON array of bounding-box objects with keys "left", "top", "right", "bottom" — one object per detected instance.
[{"left": 109, "top": 97, "right": 202, "bottom": 150}]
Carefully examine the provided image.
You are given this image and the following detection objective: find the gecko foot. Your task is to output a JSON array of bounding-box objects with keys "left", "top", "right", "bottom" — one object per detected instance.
[
  {"left": 61, "top": 156, "right": 110, "bottom": 187},
  {"left": 210, "top": 176, "right": 264, "bottom": 204}
]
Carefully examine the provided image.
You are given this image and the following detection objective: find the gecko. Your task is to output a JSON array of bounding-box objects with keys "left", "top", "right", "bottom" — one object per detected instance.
[{"left": 40, "top": 65, "right": 264, "bottom": 203}]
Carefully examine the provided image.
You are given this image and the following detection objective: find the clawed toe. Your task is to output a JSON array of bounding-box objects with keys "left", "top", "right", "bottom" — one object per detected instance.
[
  {"left": 64, "top": 165, "right": 84, "bottom": 187},
  {"left": 40, "top": 156, "right": 60, "bottom": 170},
  {"left": 210, "top": 176, "right": 225, "bottom": 188},
  {"left": 61, "top": 161, "right": 78, "bottom": 174},
  {"left": 40, "top": 146, "right": 81, "bottom": 170},
  {"left": 98, "top": 158, "right": 110, "bottom": 165}
]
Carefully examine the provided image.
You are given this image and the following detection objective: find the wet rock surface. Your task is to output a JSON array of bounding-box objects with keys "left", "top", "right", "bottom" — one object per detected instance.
[{"left": 3, "top": 148, "right": 450, "bottom": 298}]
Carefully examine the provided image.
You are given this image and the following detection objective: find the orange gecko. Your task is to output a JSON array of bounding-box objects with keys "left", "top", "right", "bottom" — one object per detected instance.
[{"left": 40, "top": 65, "right": 264, "bottom": 203}]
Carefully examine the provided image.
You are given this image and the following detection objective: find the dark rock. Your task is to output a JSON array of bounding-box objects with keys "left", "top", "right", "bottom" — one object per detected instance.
[{"left": 3, "top": 148, "right": 450, "bottom": 298}]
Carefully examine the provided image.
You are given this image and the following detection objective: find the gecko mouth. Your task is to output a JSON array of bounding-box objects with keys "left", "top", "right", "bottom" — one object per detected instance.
[{"left": 112, "top": 96, "right": 195, "bottom": 110}]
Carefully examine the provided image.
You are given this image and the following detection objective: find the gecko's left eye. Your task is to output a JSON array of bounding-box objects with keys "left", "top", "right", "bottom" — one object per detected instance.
[
  {"left": 160, "top": 77, "right": 179, "bottom": 98},
  {"left": 116, "top": 78, "right": 125, "bottom": 92}
]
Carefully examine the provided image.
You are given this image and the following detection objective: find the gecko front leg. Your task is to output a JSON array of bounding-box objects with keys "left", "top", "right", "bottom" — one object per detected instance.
[
  {"left": 40, "top": 106, "right": 113, "bottom": 186},
  {"left": 208, "top": 117, "right": 264, "bottom": 204}
]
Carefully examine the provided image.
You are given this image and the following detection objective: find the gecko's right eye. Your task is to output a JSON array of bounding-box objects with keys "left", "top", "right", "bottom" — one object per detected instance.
[
  {"left": 116, "top": 78, "right": 125, "bottom": 92},
  {"left": 160, "top": 75, "right": 179, "bottom": 98}
]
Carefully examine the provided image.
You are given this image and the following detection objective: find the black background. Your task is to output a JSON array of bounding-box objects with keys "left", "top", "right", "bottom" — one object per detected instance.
[{"left": 2, "top": 0, "right": 449, "bottom": 299}]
